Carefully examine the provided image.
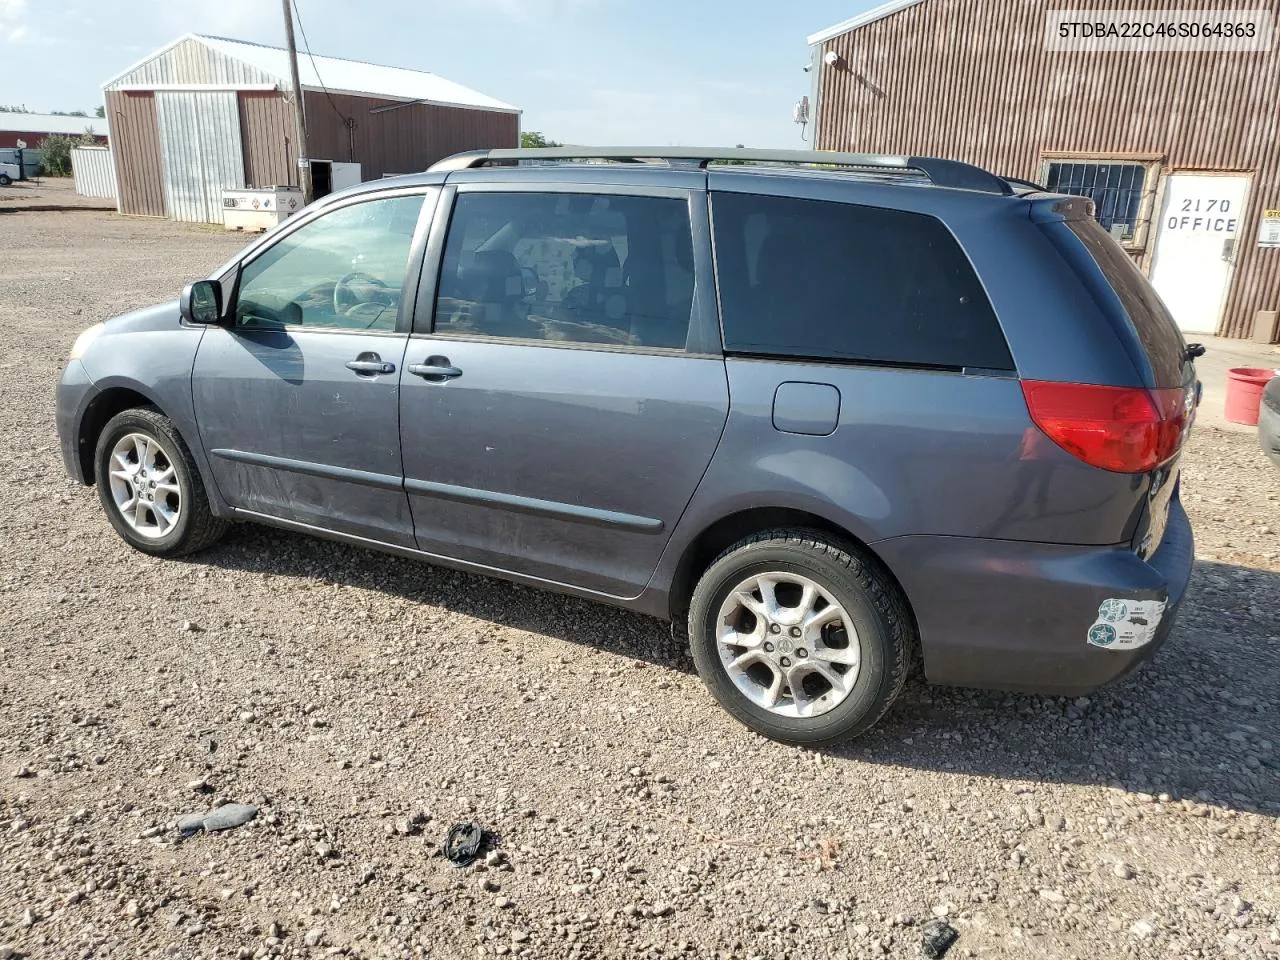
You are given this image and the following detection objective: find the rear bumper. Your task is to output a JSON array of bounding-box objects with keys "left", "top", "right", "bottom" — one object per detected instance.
[{"left": 874, "top": 496, "right": 1194, "bottom": 696}]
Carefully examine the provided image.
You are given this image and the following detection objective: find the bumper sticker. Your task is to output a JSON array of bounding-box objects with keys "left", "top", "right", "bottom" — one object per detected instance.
[{"left": 1087, "top": 597, "right": 1167, "bottom": 650}]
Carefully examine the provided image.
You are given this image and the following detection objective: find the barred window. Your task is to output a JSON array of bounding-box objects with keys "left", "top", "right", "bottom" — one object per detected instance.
[{"left": 1044, "top": 162, "right": 1147, "bottom": 243}]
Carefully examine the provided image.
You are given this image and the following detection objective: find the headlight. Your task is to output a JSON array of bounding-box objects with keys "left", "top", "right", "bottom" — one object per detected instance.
[{"left": 69, "top": 323, "right": 105, "bottom": 360}]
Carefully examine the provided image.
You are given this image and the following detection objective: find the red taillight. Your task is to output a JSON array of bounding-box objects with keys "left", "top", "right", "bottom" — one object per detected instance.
[{"left": 1021, "top": 380, "right": 1190, "bottom": 473}]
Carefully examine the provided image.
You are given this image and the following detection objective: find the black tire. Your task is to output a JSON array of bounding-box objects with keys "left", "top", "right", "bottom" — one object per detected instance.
[
  {"left": 687, "top": 529, "right": 914, "bottom": 745},
  {"left": 0, "top": 174, "right": 11, "bottom": 187},
  {"left": 94, "top": 407, "right": 227, "bottom": 557}
]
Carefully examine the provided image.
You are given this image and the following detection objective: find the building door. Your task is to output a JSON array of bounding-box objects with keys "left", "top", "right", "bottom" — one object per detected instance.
[
  {"left": 1148, "top": 173, "right": 1251, "bottom": 335},
  {"left": 155, "top": 90, "right": 245, "bottom": 223}
]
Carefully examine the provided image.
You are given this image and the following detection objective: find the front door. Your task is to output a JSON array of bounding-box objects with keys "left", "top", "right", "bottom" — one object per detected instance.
[
  {"left": 1148, "top": 173, "right": 1251, "bottom": 334},
  {"left": 193, "top": 189, "right": 433, "bottom": 547},
  {"left": 399, "top": 187, "right": 729, "bottom": 598}
]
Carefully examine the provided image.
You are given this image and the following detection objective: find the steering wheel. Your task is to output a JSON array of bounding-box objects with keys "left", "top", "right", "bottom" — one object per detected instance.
[{"left": 333, "top": 271, "right": 394, "bottom": 319}]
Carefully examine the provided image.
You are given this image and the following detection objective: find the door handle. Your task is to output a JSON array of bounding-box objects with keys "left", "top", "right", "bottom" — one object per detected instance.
[
  {"left": 407, "top": 356, "right": 463, "bottom": 381},
  {"left": 346, "top": 355, "right": 395, "bottom": 375}
]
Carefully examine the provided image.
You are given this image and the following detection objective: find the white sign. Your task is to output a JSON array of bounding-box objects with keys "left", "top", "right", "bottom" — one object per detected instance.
[
  {"left": 297, "top": 157, "right": 310, "bottom": 169},
  {"left": 1045, "top": 10, "right": 1273, "bottom": 52},
  {"left": 1258, "top": 208, "right": 1280, "bottom": 248},
  {"left": 1148, "top": 173, "right": 1252, "bottom": 334}
]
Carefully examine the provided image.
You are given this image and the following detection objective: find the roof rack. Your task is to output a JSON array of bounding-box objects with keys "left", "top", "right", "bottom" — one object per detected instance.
[{"left": 427, "top": 147, "right": 1013, "bottom": 195}]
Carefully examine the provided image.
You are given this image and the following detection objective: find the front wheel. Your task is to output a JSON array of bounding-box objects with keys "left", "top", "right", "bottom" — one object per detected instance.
[
  {"left": 687, "top": 530, "right": 914, "bottom": 745},
  {"left": 94, "top": 408, "right": 227, "bottom": 557},
  {"left": 0, "top": 174, "right": 11, "bottom": 187}
]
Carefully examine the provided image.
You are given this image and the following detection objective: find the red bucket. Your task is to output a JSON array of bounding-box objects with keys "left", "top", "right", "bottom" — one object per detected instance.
[{"left": 1225, "top": 367, "right": 1277, "bottom": 426}]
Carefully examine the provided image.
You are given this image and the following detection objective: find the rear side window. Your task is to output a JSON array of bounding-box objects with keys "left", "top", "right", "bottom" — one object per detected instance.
[
  {"left": 434, "top": 192, "right": 695, "bottom": 350},
  {"left": 1059, "top": 217, "right": 1186, "bottom": 386},
  {"left": 710, "top": 192, "right": 1013, "bottom": 370}
]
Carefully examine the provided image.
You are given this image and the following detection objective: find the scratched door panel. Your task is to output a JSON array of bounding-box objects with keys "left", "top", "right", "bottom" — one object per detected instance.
[{"left": 192, "top": 327, "right": 415, "bottom": 546}]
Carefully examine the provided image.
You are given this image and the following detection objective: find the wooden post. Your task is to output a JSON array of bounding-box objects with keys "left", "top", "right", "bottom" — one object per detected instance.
[{"left": 281, "top": 0, "right": 313, "bottom": 204}]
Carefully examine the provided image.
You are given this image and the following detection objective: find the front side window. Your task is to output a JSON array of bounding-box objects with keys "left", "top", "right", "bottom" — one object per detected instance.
[
  {"left": 434, "top": 192, "right": 695, "bottom": 350},
  {"left": 1044, "top": 161, "right": 1147, "bottom": 244},
  {"left": 711, "top": 191, "right": 1013, "bottom": 370},
  {"left": 235, "top": 193, "right": 425, "bottom": 332}
]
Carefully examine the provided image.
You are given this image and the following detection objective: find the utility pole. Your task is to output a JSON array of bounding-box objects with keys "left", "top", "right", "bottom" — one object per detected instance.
[{"left": 281, "top": 0, "right": 313, "bottom": 204}]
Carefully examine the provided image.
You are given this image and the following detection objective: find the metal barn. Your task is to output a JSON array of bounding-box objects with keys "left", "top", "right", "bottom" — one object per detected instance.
[
  {"left": 103, "top": 33, "right": 520, "bottom": 223},
  {"left": 805, "top": 0, "right": 1280, "bottom": 340}
]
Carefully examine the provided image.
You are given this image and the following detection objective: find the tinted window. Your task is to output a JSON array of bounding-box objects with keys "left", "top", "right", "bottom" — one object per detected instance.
[
  {"left": 1060, "top": 217, "right": 1186, "bottom": 385},
  {"left": 235, "top": 194, "right": 424, "bottom": 332},
  {"left": 711, "top": 192, "right": 1013, "bottom": 370},
  {"left": 435, "top": 192, "right": 695, "bottom": 350}
]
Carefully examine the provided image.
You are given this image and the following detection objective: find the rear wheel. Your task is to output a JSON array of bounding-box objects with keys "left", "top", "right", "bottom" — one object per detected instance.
[
  {"left": 0, "top": 174, "right": 11, "bottom": 187},
  {"left": 688, "top": 529, "right": 913, "bottom": 745},
  {"left": 94, "top": 408, "right": 227, "bottom": 557}
]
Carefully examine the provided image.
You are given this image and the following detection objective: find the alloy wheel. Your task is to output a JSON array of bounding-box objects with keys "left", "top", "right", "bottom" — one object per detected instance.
[
  {"left": 715, "top": 572, "right": 861, "bottom": 719},
  {"left": 106, "top": 432, "right": 182, "bottom": 539}
]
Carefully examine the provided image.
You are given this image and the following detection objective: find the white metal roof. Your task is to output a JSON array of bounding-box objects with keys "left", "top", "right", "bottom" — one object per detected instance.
[
  {"left": 807, "top": 0, "right": 927, "bottom": 45},
  {"left": 0, "top": 112, "right": 106, "bottom": 136},
  {"left": 104, "top": 34, "right": 519, "bottom": 115}
]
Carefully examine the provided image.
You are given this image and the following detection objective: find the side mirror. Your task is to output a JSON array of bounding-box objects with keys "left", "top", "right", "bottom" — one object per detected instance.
[{"left": 180, "top": 280, "right": 224, "bottom": 325}]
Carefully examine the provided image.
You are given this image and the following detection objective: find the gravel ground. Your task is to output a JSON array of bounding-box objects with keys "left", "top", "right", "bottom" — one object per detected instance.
[
  {"left": 0, "top": 209, "right": 1277, "bottom": 960},
  {"left": 0, "top": 176, "right": 117, "bottom": 212}
]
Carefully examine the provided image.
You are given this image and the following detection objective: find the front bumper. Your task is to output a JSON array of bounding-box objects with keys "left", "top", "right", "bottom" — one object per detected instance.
[
  {"left": 874, "top": 496, "right": 1194, "bottom": 696},
  {"left": 57, "top": 359, "right": 99, "bottom": 485}
]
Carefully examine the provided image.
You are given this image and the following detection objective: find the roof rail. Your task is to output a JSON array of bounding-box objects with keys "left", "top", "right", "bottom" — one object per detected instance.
[{"left": 428, "top": 147, "right": 1013, "bottom": 195}]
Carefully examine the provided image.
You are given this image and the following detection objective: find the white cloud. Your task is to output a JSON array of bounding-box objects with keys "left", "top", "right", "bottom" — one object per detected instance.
[{"left": 0, "top": 0, "right": 28, "bottom": 41}]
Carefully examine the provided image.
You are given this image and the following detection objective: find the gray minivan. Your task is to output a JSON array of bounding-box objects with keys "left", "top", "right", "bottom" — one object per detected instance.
[{"left": 57, "top": 147, "right": 1197, "bottom": 744}]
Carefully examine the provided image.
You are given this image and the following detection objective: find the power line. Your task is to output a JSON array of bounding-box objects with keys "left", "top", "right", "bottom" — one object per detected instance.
[{"left": 290, "top": 0, "right": 353, "bottom": 129}]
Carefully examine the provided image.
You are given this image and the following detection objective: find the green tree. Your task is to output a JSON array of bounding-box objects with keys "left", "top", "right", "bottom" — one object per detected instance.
[
  {"left": 95, "top": 105, "right": 106, "bottom": 118},
  {"left": 37, "top": 132, "right": 99, "bottom": 177},
  {"left": 520, "top": 131, "right": 562, "bottom": 149},
  {"left": 0, "top": 105, "right": 31, "bottom": 113}
]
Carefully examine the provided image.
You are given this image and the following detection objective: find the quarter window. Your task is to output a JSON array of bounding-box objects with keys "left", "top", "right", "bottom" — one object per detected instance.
[
  {"left": 434, "top": 192, "right": 695, "bottom": 350},
  {"left": 710, "top": 192, "right": 1013, "bottom": 370},
  {"left": 235, "top": 193, "right": 425, "bottom": 332}
]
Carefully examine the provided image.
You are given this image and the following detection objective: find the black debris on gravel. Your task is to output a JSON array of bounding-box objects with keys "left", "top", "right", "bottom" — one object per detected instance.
[
  {"left": 920, "top": 918, "right": 960, "bottom": 959},
  {"left": 443, "top": 822, "right": 485, "bottom": 867}
]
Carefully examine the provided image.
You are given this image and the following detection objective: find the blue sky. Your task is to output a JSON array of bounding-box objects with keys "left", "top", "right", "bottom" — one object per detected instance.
[{"left": 0, "top": 0, "right": 876, "bottom": 147}]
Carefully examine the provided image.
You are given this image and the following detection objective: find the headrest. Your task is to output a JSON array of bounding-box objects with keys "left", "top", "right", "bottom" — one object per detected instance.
[{"left": 464, "top": 249, "right": 524, "bottom": 302}]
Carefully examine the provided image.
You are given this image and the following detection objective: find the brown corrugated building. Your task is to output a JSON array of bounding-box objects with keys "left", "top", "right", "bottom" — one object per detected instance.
[
  {"left": 103, "top": 34, "right": 519, "bottom": 224},
  {"left": 805, "top": 0, "right": 1280, "bottom": 339}
]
